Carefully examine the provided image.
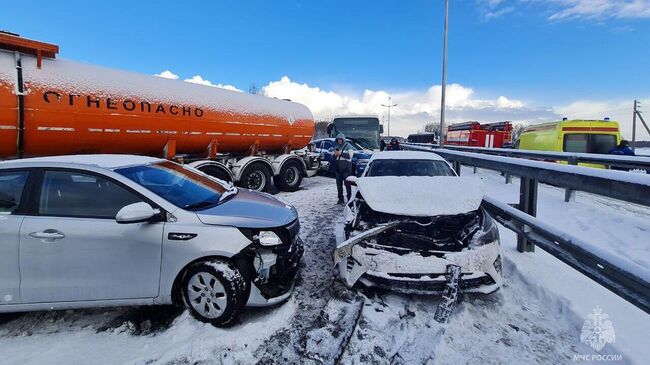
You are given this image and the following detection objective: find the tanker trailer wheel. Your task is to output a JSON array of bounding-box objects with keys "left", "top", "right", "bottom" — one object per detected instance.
[
  {"left": 274, "top": 160, "right": 303, "bottom": 192},
  {"left": 240, "top": 162, "right": 271, "bottom": 192},
  {"left": 197, "top": 165, "right": 233, "bottom": 184}
]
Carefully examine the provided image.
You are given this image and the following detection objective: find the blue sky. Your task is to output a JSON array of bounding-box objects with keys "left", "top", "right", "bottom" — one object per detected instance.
[{"left": 1, "top": 0, "right": 649, "bottom": 137}]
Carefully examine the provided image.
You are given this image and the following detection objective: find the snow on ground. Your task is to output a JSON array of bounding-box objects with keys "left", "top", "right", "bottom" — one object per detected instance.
[{"left": 0, "top": 174, "right": 647, "bottom": 364}]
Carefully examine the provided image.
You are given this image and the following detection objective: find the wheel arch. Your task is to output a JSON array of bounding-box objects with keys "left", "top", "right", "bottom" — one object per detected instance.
[
  {"left": 170, "top": 253, "right": 254, "bottom": 306},
  {"left": 231, "top": 156, "right": 274, "bottom": 182},
  {"left": 273, "top": 154, "right": 308, "bottom": 177},
  {"left": 188, "top": 160, "right": 234, "bottom": 182}
]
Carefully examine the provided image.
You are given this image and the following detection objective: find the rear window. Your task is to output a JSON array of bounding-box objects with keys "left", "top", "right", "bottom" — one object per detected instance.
[
  {"left": 563, "top": 134, "right": 617, "bottom": 154},
  {"left": 366, "top": 159, "right": 455, "bottom": 177}
]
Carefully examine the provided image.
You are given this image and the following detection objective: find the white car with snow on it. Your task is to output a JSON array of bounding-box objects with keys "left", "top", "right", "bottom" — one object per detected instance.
[{"left": 334, "top": 151, "right": 503, "bottom": 295}]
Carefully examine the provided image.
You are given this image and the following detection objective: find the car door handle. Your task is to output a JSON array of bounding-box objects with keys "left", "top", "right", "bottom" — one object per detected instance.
[{"left": 29, "top": 229, "right": 66, "bottom": 241}]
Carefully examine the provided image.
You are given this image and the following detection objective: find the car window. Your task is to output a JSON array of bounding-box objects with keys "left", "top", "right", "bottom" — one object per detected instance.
[
  {"left": 322, "top": 140, "right": 334, "bottom": 150},
  {"left": 312, "top": 141, "right": 321, "bottom": 149},
  {"left": 0, "top": 171, "right": 29, "bottom": 215},
  {"left": 366, "top": 159, "right": 455, "bottom": 177},
  {"left": 591, "top": 134, "right": 617, "bottom": 154},
  {"left": 39, "top": 170, "right": 142, "bottom": 218}
]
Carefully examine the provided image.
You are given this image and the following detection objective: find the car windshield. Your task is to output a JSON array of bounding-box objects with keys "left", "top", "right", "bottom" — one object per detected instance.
[
  {"left": 116, "top": 161, "right": 232, "bottom": 210},
  {"left": 366, "top": 159, "right": 455, "bottom": 177}
]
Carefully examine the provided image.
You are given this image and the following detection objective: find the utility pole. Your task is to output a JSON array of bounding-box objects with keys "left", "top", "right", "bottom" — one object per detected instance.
[
  {"left": 439, "top": 0, "right": 449, "bottom": 148},
  {"left": 382, "top": 96, "right": 398, "bottom": 137},
  {"left": 632, "top": 100, "right": 650, "bottom": 151},
  {"left": 632, "top": 100, "right": 638, "bottom": 152}
]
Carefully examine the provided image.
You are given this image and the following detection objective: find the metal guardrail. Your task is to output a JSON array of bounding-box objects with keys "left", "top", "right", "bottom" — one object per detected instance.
[
  {"left": 483, "top": 197, "right": 650, "bottom": 314},
  {"left": 402, "top": 143, "right": 650, "bottom": 206},
  {"left": 401, "top": 142, "right": 650, "bottom": 314},
  {"left": 404, "top": 143, "right": 650, "bottom": 171}
]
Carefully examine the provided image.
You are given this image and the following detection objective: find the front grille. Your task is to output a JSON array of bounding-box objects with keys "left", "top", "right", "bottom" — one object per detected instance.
[{"left": 361, "top": 272, "right": 495, "bottom": 293}]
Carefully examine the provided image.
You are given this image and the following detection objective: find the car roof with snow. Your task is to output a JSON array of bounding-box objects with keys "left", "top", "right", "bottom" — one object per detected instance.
[
  {"left": 0, "top": 154, "right": 164, "bottom": 170},
  {"left": 369, "top": 150, "right": 446, "bottom": 162}
]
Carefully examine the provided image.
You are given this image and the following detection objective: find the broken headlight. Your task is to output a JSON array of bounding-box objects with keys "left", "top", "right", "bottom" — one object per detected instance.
[
  {"left": 254, "top": 231, "right": 284, "bottom": 247},
  {"left": 469, "top": 213, "right": 500, "bottom": 247}
]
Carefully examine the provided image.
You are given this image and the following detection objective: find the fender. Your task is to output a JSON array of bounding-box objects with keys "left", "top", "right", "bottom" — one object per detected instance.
[
  {"left": 188, "top": 160, "right": 234, "bottom": 182},
  {"left": 272, "top": 154, "right": 308, "bottom": 176},
  {"left": 231, "top": 156, "right": 274, "bottom": 181}
]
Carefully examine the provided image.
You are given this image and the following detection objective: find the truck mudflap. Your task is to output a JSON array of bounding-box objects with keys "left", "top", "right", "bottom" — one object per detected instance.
[{"left": 333, "top": 222, "right": 399, "bottom": 264}]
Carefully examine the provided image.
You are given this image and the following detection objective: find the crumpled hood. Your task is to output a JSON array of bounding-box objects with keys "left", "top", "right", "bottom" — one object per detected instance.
[
  {"left": 196, "top": 189, "right": 297, "bottom": 228},
  {"left": 356, "top": 176, "right": 484, "bottom": 217}
]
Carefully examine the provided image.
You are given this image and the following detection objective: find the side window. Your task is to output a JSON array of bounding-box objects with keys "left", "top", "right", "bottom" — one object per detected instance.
[
  {"left": 323, "top": 141, "right": 334, "bottom": 150},
  {"left": 312, "top": 141, "right": 322, "bottom": 150},
  {"left": 0, "top": 171, "right": 29, "bottom": 215},
  {"left": 563, "top": 134, "right": 588, "bottom": 153},
  {"left": 39, "top": 170, "right": 142, "bottom": 218}
]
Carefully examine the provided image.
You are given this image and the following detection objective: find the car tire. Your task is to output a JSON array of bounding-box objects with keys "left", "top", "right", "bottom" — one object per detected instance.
[
  {"left": 274, "top": 160, "right": 303, "bottom": 192},
  {"left": 240, "top": 162, "right": 271, "bottom": 192},
  {"left": 181, "top": 259, "right": 247, "bottom": 327}
]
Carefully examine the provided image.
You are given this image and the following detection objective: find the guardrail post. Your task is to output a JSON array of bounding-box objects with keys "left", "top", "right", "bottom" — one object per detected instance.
[
  {"left": 473, "top": 166, "right": 477, "bottom": 174},
  {"left": 517, "top": 177, "right": 537, "bottom": 252},
  {"left": 505, "top": 173, "right": 512, "bottom": 184},
  {"left": 564, "top": 156, "right": 578, "bottom": 202}
]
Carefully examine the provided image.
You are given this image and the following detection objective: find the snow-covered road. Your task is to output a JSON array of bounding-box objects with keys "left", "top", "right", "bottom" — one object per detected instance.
[{"left": 0, "top": 174, "right": 647, "bottom": 364}]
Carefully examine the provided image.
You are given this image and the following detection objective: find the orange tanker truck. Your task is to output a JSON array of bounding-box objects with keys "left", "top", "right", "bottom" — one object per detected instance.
[{"left": 0, "top": 32, "right": 317, "bottom": 192}]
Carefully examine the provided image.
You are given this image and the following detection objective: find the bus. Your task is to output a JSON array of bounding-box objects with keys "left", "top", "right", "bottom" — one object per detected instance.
[{"left": 327, "top": 115, "right": 382, "bottom": 150}]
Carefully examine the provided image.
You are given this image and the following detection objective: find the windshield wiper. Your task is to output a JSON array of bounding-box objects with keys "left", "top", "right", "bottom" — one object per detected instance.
[
  {"left": 219, "top": 186, "right": 238, "bottom": 202},
  {"left": 184, "top": 198, "right": 220, "bottom": 210}
]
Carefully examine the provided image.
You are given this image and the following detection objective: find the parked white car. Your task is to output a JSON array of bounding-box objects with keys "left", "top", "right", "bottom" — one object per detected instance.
[
  {"left": 0, "top": 155, "right": 303, "bottom": 326},
  {"left": 334, "top": 151, "right": 502, "bottom": 294}
]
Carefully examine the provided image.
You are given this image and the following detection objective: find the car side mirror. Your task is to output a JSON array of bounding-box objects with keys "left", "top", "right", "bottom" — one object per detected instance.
[
  {"left": 116, "top": 202, "right": 159, "bottom": 224},
  {"left": 345, "top": 176, "right": 358, "bottom": 186}
]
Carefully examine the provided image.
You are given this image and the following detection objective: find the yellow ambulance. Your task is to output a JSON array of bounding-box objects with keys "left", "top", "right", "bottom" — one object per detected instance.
[{"left": 516, "top": 119, "right": 622, "bottom": 167}]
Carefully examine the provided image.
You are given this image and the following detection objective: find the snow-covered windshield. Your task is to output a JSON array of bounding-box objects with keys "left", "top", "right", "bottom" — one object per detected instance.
[
  {"left": 116, "top": 161, "right": 229, "bottom": 210},
  {"left": 366, "top": 159, "right": 455, "bottom": 177}
]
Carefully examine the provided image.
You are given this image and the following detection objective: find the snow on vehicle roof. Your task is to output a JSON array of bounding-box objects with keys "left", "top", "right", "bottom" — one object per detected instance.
[
  {"left": 369, "top": 151, "right": 446, "bottom": 162},
  {"left": 0, "top": 154, "right": 164, "bottom": 169},
  {"left": 356, "top": 176, "right": 484, "bottom": 216},
  {"left": 0, "top": 50, "right": 312, "bottom": 122}
]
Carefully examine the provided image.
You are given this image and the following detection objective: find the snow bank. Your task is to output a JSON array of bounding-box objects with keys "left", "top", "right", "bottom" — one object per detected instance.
[{"left": 356, "top": 176, "right": 484, "bottom": 216}]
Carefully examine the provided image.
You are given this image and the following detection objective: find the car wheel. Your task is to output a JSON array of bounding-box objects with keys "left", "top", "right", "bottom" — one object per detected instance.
[
  {"left": 274, "top": 160, "right": 303, "bottom": 192},
  {"left": 181, "top": 259, "right": 246, "bottom": 327},
  {"left": 240, "top": 162, "right": 271, "bottom": 192}
]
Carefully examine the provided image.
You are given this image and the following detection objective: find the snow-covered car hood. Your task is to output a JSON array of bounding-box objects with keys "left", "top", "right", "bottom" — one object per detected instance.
[
  {"left": 356, "top": 176, "right": 484, "bottom": 216},
  {"left": 195, "top": 189, "right": 298, "bottom": 228}
]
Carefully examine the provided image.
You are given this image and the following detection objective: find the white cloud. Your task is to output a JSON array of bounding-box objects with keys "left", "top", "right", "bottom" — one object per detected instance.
[
  {"left": 554, "top": 98, "right": 649, "bottom": 138},
  {"left": 547, "top": 0, "right": 650, "bottom": 20},
  {"left": 154, "top": 70, "right": 179, "bottom": 80},
  {"left": 184, "top": 75, "right": 242, "bottom": 92},
  {"left": 262, "top": 76, "right": 555, "bottom": 137},
  {"left": 477, "top": 0, "right": 650, "bottom": 21}
]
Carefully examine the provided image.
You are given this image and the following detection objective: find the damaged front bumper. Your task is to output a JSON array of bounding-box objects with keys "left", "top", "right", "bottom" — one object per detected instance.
[
  {"left": 246, "top": 236, "right": 305, "bottom": 307},
  {"left": 334, "top": 231, "right": 502, "bottom": 295}
]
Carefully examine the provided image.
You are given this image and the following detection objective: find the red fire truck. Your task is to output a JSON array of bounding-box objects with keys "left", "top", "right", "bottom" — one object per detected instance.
[{"left": 445, "top": 121, "right": 513, "bottom": 148}]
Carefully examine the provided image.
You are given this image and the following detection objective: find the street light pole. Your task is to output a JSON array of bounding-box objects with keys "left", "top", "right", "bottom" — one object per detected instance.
[
  {"left": 382, "top": 96, "right": 398, "bottom": 137},
  {"left": 439, "top": 0, "right": 449, "bottom": 148}
]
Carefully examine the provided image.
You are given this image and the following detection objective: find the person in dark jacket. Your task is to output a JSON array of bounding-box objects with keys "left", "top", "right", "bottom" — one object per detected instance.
[
  {"left": 330, "top": 133, "right": 353, "bottom": 203},
  {"left": 608, "top": 140, "right": 635, "bottom": 156},
  {"left": 386, "top": 138, "right": 402, "bottom": 151},
  {"left": 380, "top": 139, "right": 387, "bottom": 151}
]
